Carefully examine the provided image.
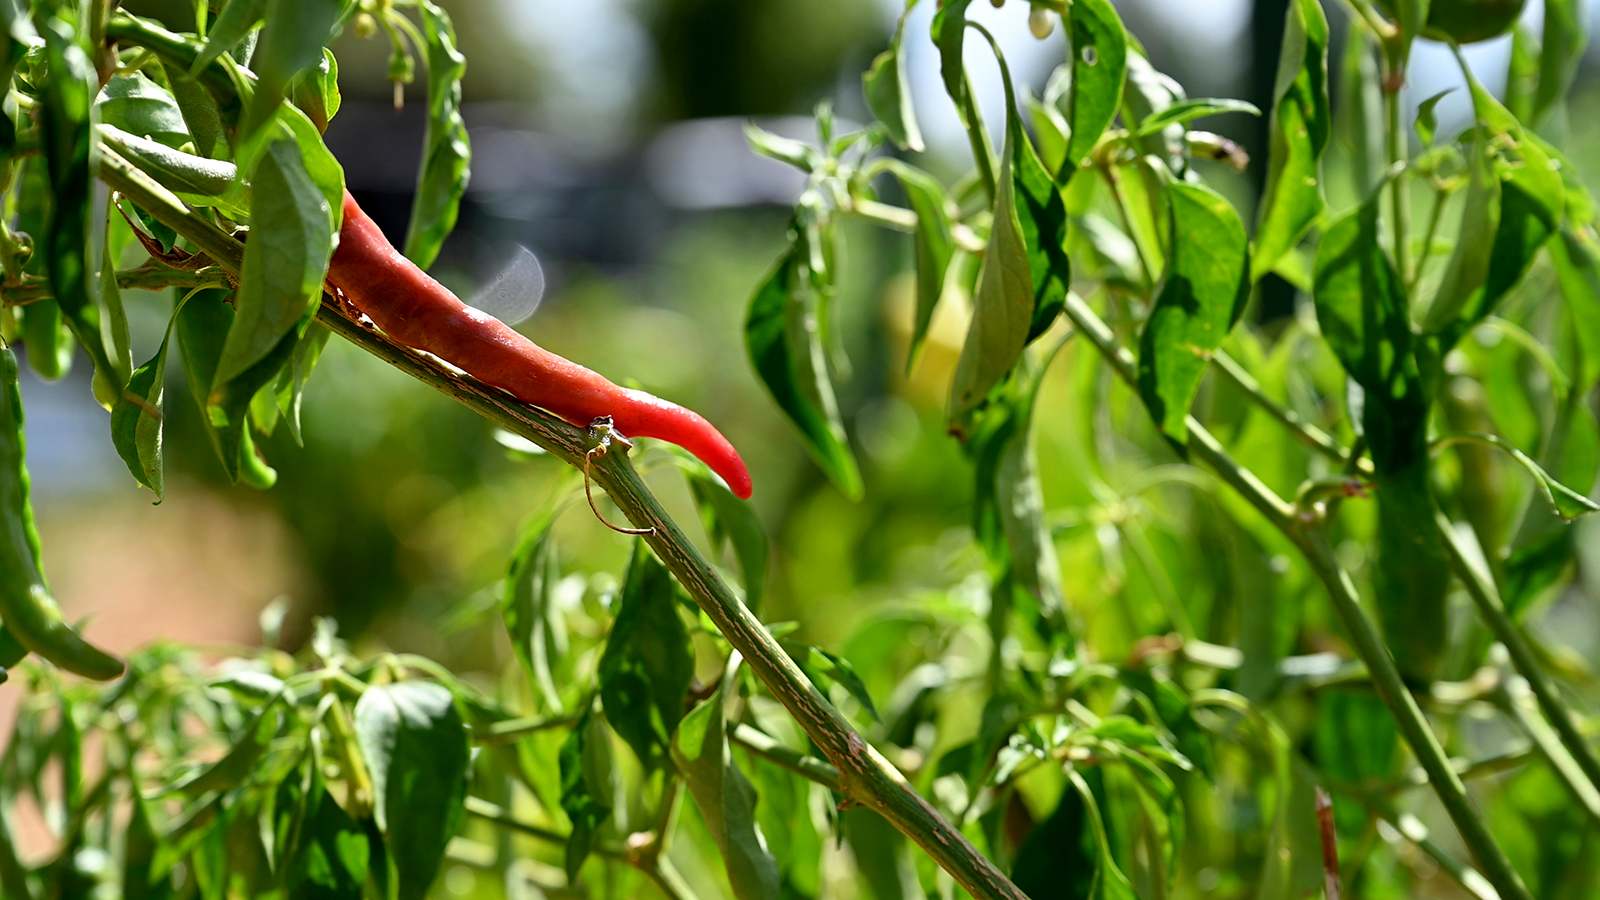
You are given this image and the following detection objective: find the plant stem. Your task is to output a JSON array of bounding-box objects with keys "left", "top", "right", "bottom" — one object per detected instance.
[
  {"left": 1383, "top": 65, "right": 1410, "bottom": 282},
  {"left": 1212, "top": 350, "right": 1362, "bottom": 468},
  {"left": 469, "top": 712, "right": 581, "bottom": 745},
  {"left": 1491, "top": 680, "right": 1600, "bottom": 825},
  {"left": 730, "top": 723, "right": 843, "bottom": 792},
  {"left": 99, "top": 135, "right": 1033, "bottom": 900},
  {"left": 1437, "top": 515, "right": 1600, "bottom": 805},
  {"left": 1056, "top": 291, "right": 1532, "bottom": 900},
  {"left": 463, "top": 796, "right": 626, "bottom": 858},
  {"left": 0, "top": 265, "right": 228, "bottom": 307}
]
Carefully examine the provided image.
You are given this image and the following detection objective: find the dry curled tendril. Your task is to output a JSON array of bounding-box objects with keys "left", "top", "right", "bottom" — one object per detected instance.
[{"left": 584, "top": 416, "right": 656, "bottom": 536}]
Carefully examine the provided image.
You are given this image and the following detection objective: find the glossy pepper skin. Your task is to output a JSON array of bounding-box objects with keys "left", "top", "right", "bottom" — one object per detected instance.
[
  {"left": 325, "top": 193, "right": 754, "bottom": 499},
  {"left": 0, "top": 347, "right": 124, "bottom": 680}
]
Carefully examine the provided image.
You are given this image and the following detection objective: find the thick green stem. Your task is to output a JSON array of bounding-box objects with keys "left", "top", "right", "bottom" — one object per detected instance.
[
  {"left": 1056, "top": 291, "right": 1532, "bottom": 900},
  {"left": 1212, "top": 350, "right": 1362, "bottom": 468},
  {"left": 1438, "top": 515, "right": 1600, "bottom": 807}
]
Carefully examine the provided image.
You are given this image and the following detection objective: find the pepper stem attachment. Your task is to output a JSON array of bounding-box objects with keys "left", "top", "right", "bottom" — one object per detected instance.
[{"left": 584, "top": 417, "right": 656, "bottom": 536}]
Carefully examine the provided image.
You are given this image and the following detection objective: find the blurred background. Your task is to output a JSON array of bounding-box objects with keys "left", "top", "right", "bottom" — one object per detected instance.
[{"left": 18, "top": 0, "right": 1600, "bottom": 702}]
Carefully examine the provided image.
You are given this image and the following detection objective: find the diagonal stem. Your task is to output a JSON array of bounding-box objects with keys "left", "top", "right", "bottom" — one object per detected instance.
[
  {"left": 1056, "top": 291, "right": 1532, "bottom": 900},
  {"left": 94, "top": 136, "right": 1032, "bottom": 900}
]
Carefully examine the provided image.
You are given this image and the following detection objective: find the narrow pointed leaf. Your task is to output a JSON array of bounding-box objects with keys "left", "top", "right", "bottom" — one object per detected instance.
[
  {"left": 403, "top": 0, "right": 471, "bottom": 269},
  {"left": 863, "top": 0, "right": 923, "bottom": 152},
  {"left": 746, "top": 243, "right": 861, "bottom": 499},
  {"left": 1253, "top": 0, "right": 1329, "bottom": 281}
]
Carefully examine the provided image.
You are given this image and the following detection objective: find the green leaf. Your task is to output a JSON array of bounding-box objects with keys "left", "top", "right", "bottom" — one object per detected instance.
[
  {"left": 97, "top": 73, "right": 190, "bottom": 148},
  {"left": 672, "top": 661, "right": 781, "bottom": 900},
  {"left": 1011, "top": 780, "right": 1098, "bottom": 900},
  {"left": 1441, "top": 433, "right": 1600, "bottom": 521},
  {"left": 110, "top": 322, "right": 175, "bottom": 500},
  {"left": 97, "top": 228, "right": 133, "bottom": 390},
  {"left": 878, "top": 162, "right": 953, "bottom": 374},
  {"left": 782, "top": 641, "right": 879, "bottom": 722},
  {"left": 743, "top": 123, "right": 818, "bottom": 172},
  {"left": 292, "top": 48, "right": 341, "bottom": 132},
  {"left": 1120, "top": 52, "right": 1189, "bottom": 176},
  {"left": 929, "top": 0, "right": 973, "bottom": 117},
  {"left": 192, "top": 0, "right": 267, "bottom": 76},
  {"left": 949, "top": 135, "right": 1034, "bottom": 424},
  {"left": 1313, "top": 196, "right": 1411, "bottom": 392},
  {"left": 1253, "top": 0, "right": 1329, "bottom": 281},
  {"left": 215, "top": 134, "right": 334, "bottom": 386},
  {"left": 862, "top": 0, "right": 922, "bottom": 152},
  {"left": 162, "top": 58, "right": 226, "bottom": 159},
  {"left": 39, "top": 18, "right": 115, "bottom": 392},
  {"left": 1552, "top": 229, "right": 1600, "bottom": 392},
  {"left": 403, "top": 0, "right": 471, "bottom": 269},
  {"left": 242, "top": 0, "right": 343, "bottom": 142},
  {"left": 1425, "top": 60, "right": 1564, "bottom": 341},
  {"left": 1136, "top": 181, "right": 1250, "bottom": 447},
  {"left": 685, "top": 467, "right": 769, "bottom": 612},
  {"left": 1503, "top": 529, "right": 1574, "bottom": 619},
  {"left": 1132, "top": 98, "right": 1260, "bottom": 138},
  {"left": 503, "top": 495, "right": 569, "bottom": 712},
  {"left": 746, "top": 243, "right": 862, "bottom": 499},
  {"left": 1535, "top": 0, "right": 1586, "bottom": 126},
  {"left": 177, "top": 288, "right": 302, "bottom": 484},
  {"left": 597, "top": 541, "right": 694, "bottom": 770},
  {"left": 1063, "top": 0, "right": 1128, "bottom": 174},
  {"left": 353, "top": 681, "right": 469, "bottom": 900},
  {"left": 1068, "top": 768, "right": 1139, "bottom": 900},
  {"left": 745, "top": 754, "right": 821, "bottom": 896},
  {"left": 274, "top": 322, "right": 331, "bottom": 446},
  {"left": 286, "top": 784, "right": 369, "bottom": 898},
  {"left": 1414, "top": 88, "right": 1452, "bottom": 147},
  {"left": 123, "top": 786, "right": 168, "bottom": 900},
  {"left": 558, "top": 706, "right": 613, "bottom": 880},
  {"left": 968, "top": 348, "right": 1071, "bottom": 653},
  {"left": 169, "top": 705, "right": 281, "bottom": 797}
]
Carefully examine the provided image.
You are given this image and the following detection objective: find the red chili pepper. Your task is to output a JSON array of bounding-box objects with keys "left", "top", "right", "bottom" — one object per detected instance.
[{"left": 326, "top": 192, "right": 753, "bottom": 499}]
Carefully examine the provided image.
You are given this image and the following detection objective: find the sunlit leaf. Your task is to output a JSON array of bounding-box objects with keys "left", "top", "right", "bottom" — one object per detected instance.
[
  {"left": 1132, "top": 98, "right": 1259, "bottom": 138},
  {"left": 1136, "top": 181, "right": 1249, "bottom": 447},
  {"left": 403, "top": 0, "right": 471, "bottom": 269},
  {"left": 862, "top": 0, "right": 922, "bottom": 152},
  {"left": 1253, "top": 0, "right": 1329, "bottom": 282},
  {"left": 354, "top": 681, "right": 469, "bottom": 900},
  {"left": 1063, "top": 0, "right": 1128, "bottom": 175}
]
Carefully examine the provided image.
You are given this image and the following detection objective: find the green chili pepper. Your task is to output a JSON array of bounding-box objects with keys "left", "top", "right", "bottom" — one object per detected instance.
[{"left": 0, "top": 346, "right": 123, "bottom": 680}]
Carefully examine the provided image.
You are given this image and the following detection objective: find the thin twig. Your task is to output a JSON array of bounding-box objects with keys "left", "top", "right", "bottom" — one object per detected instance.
[{"left": 1316, "top": 787, "right": 1342, "bottom": 900}]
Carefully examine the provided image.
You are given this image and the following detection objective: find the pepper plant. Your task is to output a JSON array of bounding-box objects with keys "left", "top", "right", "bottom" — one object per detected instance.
[{"left": 0, "top": 0, "right": 1597, "bottom": 898}]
